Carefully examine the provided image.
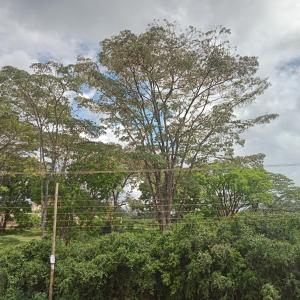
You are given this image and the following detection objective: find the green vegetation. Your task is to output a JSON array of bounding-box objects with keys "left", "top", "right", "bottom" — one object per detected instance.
[
  {"left": 0, "top": 228, "right": 40, "bottom": 251},
  {"left": 0, "top": 21, "right": 279, "bottom": 232},
  {"left": 0, "top": 20, "right": 299, "bottom": 299},
  {"left": 1, "top": 213, "right": 300, "bottom": 299},
  {"left": 75, "top": 21, "right": 277, "bottom": 229}
]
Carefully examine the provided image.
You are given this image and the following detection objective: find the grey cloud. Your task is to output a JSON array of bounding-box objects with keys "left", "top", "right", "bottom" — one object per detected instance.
[{"left": 1, "top": 0, "right": 300, "bottom": 183}]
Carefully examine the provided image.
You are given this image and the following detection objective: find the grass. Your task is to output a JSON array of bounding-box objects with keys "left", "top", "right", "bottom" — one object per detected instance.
[{"left": 0, "top": 228, "right": 41, "bottom": 250}]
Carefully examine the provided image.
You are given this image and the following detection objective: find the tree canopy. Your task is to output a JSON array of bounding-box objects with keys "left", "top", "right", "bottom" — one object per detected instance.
[{"left": 74, "top": 21, "right": 277, "bottom": 229}]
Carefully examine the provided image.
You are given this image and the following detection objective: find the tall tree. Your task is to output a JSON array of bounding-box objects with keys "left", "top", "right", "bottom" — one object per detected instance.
[
  {"left": 0, "top": 94, "right": 39, "bottom": 232},
  {"left": 0, "top": 95, "right": 35, "bottom": 168},
  {"left": 0, "top": 155, "right": 39, "bottom": 232},
  {"left": 0, "top": 62, "right": 102, "bottom": 236},
  {"left": 76, "top": 22, "right": 277, "bottom": 229}
]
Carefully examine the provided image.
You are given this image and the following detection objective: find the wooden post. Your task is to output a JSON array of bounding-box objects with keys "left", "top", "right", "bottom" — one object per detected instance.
[{"left": 48, "top": 182, "right": 59, "bottom": 300}]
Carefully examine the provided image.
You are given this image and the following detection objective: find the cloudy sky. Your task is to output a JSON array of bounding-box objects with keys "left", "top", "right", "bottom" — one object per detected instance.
[{"left": 1, "top": 0, "right": 300, "bottom": 183}]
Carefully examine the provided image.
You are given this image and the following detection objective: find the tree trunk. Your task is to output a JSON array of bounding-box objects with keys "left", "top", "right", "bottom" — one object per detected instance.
[
  {"left": 109, "top": 200, "right": 114, "bottom": 233},
  {"left": 41, "top": 177, "right": 49, "bottom": 238},
  {"left": 155, "top": 171, "right": 174, "bottom": 231},
  {"left": 0, "top": 212, "right": 9, "bottom": 233},
  {"left": 40, "top": 178, "right": 44, "bottom": 236}
]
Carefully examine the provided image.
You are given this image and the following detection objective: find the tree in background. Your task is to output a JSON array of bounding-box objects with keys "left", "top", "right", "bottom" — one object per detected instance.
[
  {"left": 75, "top": 21, "right": 277, "bottom": 230},
  {"left": 171, "top": 155, "right": 269, "bottom": 216},
  {"left": 69, "top": 141, "right": 128, "bottom": 204},
  {"left": 0, "top": 157, "right": 39, "bottom": 232},
  {"left": 0, "top": 62, "right": 102, "bottom": 236},
  {"left": 0, "top": 89, "right": 38, "bottom": 232},
  {"left": 0, "top": 93, "right": 36, "bottom": 169},
  {"left": 266, "top": 173, "right": 300, "bottom": 211},
  {"left": 194, "top": 163, "right": 273, "bottom": 217},
  {"left": 54, "top": 141, "right": 131, "bottom": 237},
  {"left": 138, "top": 157, "right": 273, "bottom": 218}
]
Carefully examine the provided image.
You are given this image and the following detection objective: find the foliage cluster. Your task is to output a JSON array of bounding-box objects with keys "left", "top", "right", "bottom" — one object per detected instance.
[{"left": 1, "top": 214, "right": 300, "bottom": 299}]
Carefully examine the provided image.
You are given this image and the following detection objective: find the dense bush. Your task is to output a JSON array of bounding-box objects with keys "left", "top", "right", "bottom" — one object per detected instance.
[
  {"left": 18, "top": 213, "right": 41, "bottom": 229},
  {"left": 1, "top": 213, "right": 300, "bottom": 299}
]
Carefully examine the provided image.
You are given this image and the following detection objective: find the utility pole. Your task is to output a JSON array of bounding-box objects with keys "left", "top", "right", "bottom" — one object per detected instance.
[{"left": 48, "top": 182, "right": 59, "bottom": 300}]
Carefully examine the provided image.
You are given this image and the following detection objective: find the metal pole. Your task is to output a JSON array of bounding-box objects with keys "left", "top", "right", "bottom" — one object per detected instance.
[{"left": 48, "top": 182, "right": 59, "bottom": 300}]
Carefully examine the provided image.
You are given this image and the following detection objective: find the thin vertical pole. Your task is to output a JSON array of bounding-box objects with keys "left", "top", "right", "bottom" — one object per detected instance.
[{"left": 48, "top": 182, "right": 59, "bottom": 300}]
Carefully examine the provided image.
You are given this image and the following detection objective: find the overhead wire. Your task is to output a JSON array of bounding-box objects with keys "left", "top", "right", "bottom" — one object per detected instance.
[
  {"left": 5, "top": 212, "right": 300, "bottom": 227},
  {"left": 1, "top": 164, "right": 300, "bottom": 231},
  {"left": 5, "top": 209, "right": 300, "bottom": 216},
  {"left": 1, "top": 162, "right": 300, "bottom": 176}
]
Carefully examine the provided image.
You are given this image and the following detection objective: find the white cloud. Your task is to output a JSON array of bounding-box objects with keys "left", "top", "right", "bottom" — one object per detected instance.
[
  {"left": 1, "top": 0, "right": 300, "bottom": 183},
  {"left": 0, "top": 50, "right": 34, "bottom": 71},
  {"left": 0, "top": 3, "right": 92, "bottom": 69}
]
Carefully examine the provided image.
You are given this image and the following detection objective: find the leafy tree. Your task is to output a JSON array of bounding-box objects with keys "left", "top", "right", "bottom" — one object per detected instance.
[
  {"left": 49, "top": 141, "right": 131, "bottom": 238},
  {"left": 0, "top": 62, "right": 102, "bottom": 236},
  {"left": 75, "top": 21, "right": 277, "bottom": 229},
  {"left": 0, "top": 95, "right": 36, "bottom": 169},
  {"left": 0, "top": 98, "right": 38, "bottom": 232},
  {"left": 192, "top": 163, "right": 273, "bottom": 216},
  {"left": 266, "top": 173, "right": 300, "bottom": 211},
  {"left": 69, "top": 141, "right": 128, "bottom": 203},
  {"left": 138, "top": 155, "right": 269, "bottom": 219},
  {"left": 0, "top": 157, "right": 38, "bottom": 232}
]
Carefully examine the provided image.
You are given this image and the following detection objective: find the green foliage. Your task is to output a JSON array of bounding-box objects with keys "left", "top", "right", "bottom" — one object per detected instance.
[
  {"left": 261, "top": 283, "right": 280, "bottom": 300},
  {"left": 0, "top": 95, "right": 36, "bottom": 166},
  {"left": 69, "top": 141, "right": 127, "bottom": 202},
  {"left": 74, "top": 21, "right": 277, "bottom": 228},
  {"left": 0, "top": 171, "right": 39, "bottom": 231},
  {"left": 0, "top": 62, "right": 102, "bottom": 174},
  {"left": 0, "top": 229, "right": 40, "bottom": 253},
  {"left": 0, "top": 20, "right": 297, "bottom": 300},
  {"left": 0, "top": 62, "right": 105, "bottom": 237},
  {"left": 1, "top": 214, "right": 300, "bottom": 299},
  {"left": 174, "top": 163, "right": 273, "bottom": 217},
  {"left": 41, "top": 142, "right": 132, "bottom": 240},
  {"left": 19, "top": 214, "right": 41, "bottom": 229},
  {"left": 266, "top": 173, "right": 300, "bottom": 211}
]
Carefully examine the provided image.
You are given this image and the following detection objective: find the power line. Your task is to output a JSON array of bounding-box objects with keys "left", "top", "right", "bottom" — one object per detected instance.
[
  {"left": 265, "top": 163, "right": 300, "bottom": 168},
  {"left": 2, "top": 199, "right": 266, "bottom": 207},
  {"left": 0, "top": 202, "right": 262, "bottom": 208},
  {"left": 1, "top": 162, "right": 300, "bottom": 176},
  {"left": 6, "top": 218, "right": 300, "bottom": 230},
  {"left": 5, "top": 212, "right": 300, "bottom": 226},
  {"left": 6, "top": 209, "right": 300, "bottom": 216}
]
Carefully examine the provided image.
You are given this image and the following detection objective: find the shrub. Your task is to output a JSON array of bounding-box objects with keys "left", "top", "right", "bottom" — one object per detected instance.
[{"left": 1, "top": 213, "right": 300, "bottom": 299}]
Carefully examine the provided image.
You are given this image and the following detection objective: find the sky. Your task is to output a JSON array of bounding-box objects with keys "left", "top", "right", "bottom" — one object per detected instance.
[{"left": 1, "top": 0, "right": 300, "bottom": 183}]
